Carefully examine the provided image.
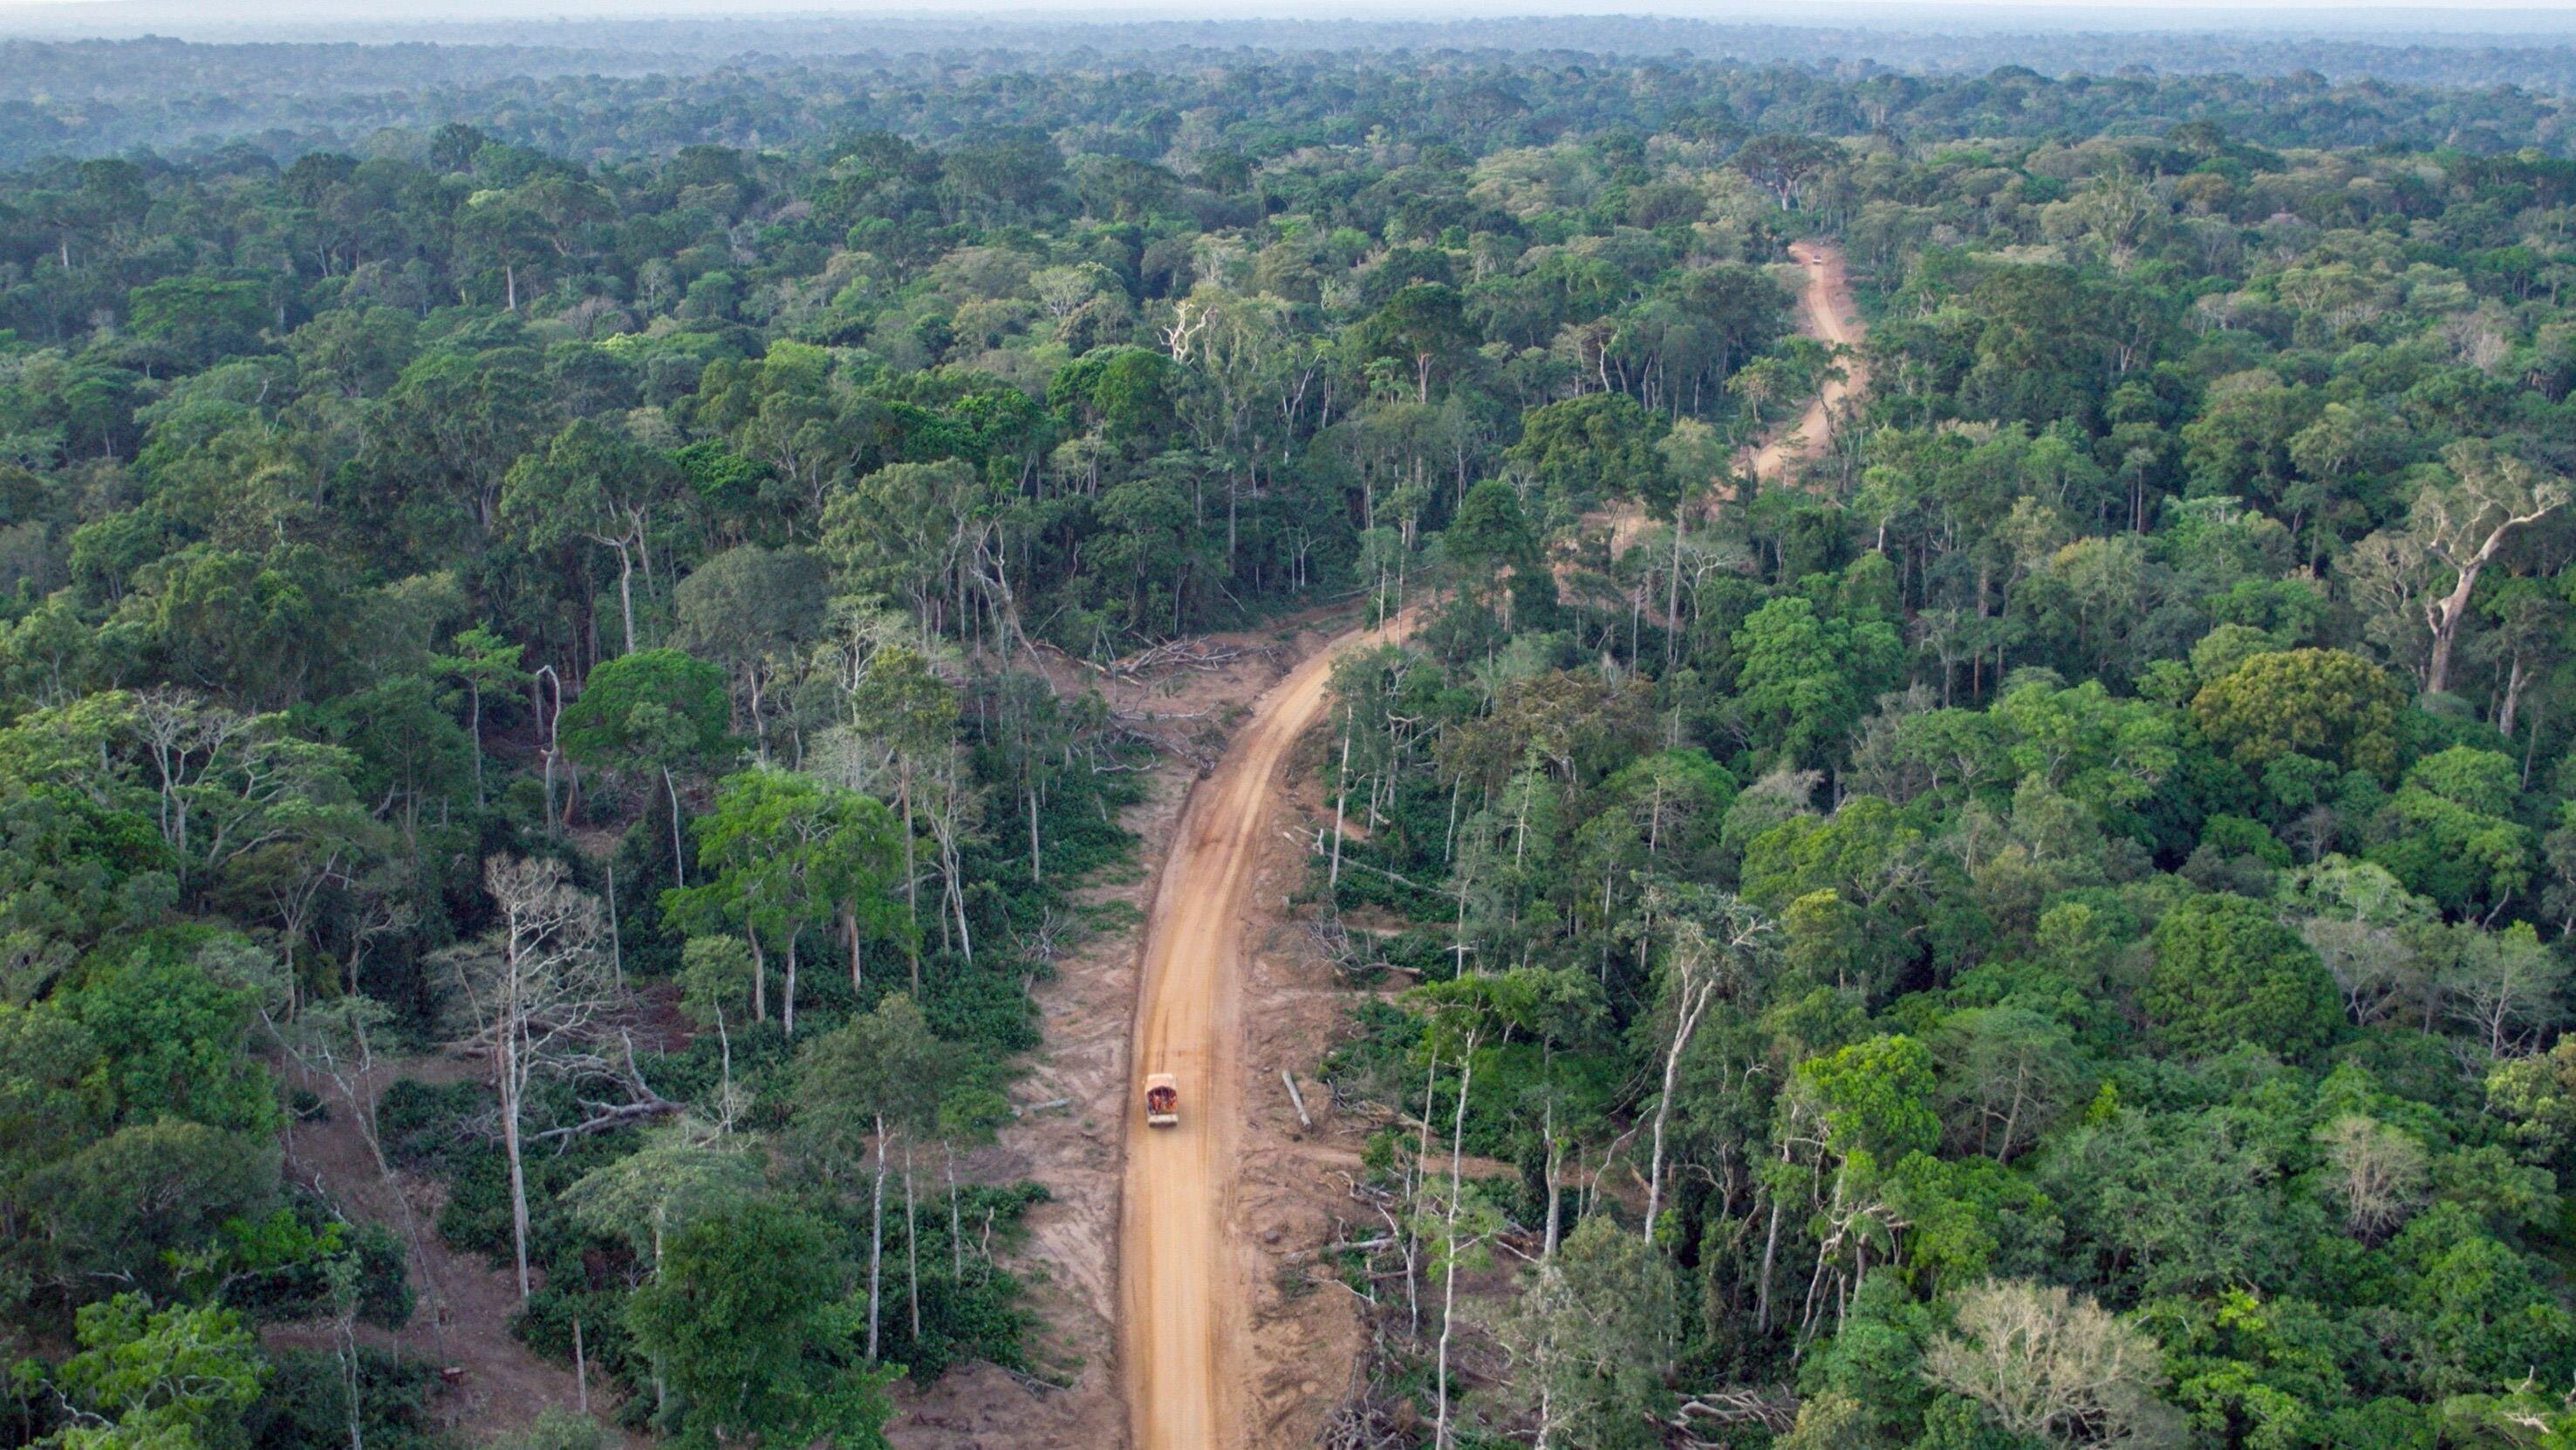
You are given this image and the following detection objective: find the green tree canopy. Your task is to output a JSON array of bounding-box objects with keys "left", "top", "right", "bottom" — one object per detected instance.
[
  {"left": 2143, "top": 893, "right": 2340, "bottom": 1061},
  {"left": 559, "top": 648, "right": 733, "bottom": 772},
  {"left": 625, "top": 1199, "right": 893, "bottom": 1450},
  {"left": 2190, "top": 647, "right": 2404, "bottom": 782}
]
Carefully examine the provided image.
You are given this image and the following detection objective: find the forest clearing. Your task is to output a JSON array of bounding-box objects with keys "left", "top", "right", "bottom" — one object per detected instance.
[{"left": 1112, "top": 246, "right": 1867, "bottom": 1449}]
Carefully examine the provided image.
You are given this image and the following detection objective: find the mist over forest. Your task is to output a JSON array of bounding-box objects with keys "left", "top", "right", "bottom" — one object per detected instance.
[{"left": 3, "top": 10, "right": 2576, "bottom": 167}]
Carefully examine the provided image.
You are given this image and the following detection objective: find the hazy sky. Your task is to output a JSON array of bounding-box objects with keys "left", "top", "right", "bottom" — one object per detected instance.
[
  {"left": 4, "top": 0, "right": 2575, "bottom": 42},
  {"left": 2, "top": 0, "right": 2573, "bottom": 13}
]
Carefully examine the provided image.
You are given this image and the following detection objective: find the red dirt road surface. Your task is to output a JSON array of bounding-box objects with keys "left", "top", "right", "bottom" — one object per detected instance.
[
  {"left": 1117, "top": 618, "right": 1404, "bottom": 1450},
  {"left": 1744, "top": 240, "right": 1866, "bottom": 482}
]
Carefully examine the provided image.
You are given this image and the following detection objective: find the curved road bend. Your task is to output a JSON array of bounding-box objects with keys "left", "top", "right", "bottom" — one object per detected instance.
[
  {"left": 1112, "top": 241, "right": 1862, "bottom": 1450},
  {"left": 1117, "top": 617, "right": 1404, "bottom": 1450}
]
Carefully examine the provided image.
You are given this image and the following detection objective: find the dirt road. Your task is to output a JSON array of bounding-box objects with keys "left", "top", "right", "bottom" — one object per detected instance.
[
  {"left": 1110, "top": 242, "right": 1866, "bottom": 1450},
  {"left": 1117, "top": 619, "right": 1401, "bottom": 1450},
  {"left": 1744, "top": 240, "right": 1867, "bottom": 482}
]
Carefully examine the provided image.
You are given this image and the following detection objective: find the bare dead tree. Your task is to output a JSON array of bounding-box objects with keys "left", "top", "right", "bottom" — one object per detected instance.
[
  {"left": 441, "top": 855, "right": 622, "bottom": 1303},
  {"left": 2412, "top": 442, "right": 2571, "bottom": 695},
  {"left": 1671, "top": 1385, "right": 1801, "bottom": 1440},
  {"left": 1633, "top": 885, "right": 1769, "bottom": 1241}
]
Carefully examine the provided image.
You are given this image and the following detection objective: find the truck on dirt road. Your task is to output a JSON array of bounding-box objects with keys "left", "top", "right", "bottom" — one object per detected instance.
[{"left": 1145, "top": 1072, "right": 1179, "bottom": 1128}]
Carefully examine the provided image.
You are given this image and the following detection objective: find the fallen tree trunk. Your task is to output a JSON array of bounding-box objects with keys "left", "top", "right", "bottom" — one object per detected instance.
[{"left": 1670, "top": 1385, "right": 1800, "bottom": 1436}]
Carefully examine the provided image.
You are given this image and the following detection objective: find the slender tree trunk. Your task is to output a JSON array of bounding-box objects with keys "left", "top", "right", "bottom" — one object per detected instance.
[
  {"left": 468, "top": 681, "right": 484, "bottom": 809},
  {"left": 1997, "top": 1080, "right": 2025, "bottom": 1166},
  {"left": 501, "top": 1035, "right": 534, "bottom": 1303},
  {"left": 1541, "top": 1095, "right": 1563, "bottom": 1259},
  {"left": 782, "top": 927, "right": 798, "bottom": 1037},
  {"left": 2525, "top": 701, "right": 2547, "bottom": 789},
  {"left": 1666, "top": 509, "right": 1686, "bottom": 667},
  {"left": 1434, "top": 1042, "right": 1475, "bottom": 1450},
  {"left": 1645, "top": 975, "right": 1715, "bottom": 1241},
  {"left": 940, "top": 809, "right": 973, "bottom": 968},
  {"left": 900, "top": 787, "right": 921, "bottom": 984},
  {"left": 1329, "top": 708, "right": 1352, "bottom": 891},
  {"left": 614, "top": 544, "right": 637, "bottom": 655},
  {"left": 336, "top": 1301, "right": 366, "bottom": 1450},
  {"left": 664, "top": 768, "right": 687, "bottom": 886},
  {"left": 905, "top": 1143, "right": 921, "bottom": 1342},
  {"left": 1533, "top": 1335, "right": 1557, "bottom": 1450},
  {"left": 536, "top": 668, "right": 564, "bottom": 833},
  {"left": 868, "top": 1117, "right": 888, "bottom": 1359},
  {"left": 1755, "top": 1194, "right": 1783, "bottom": 1331},
  {"left": 946, "top": 1143, "right": 965, "bottom": 1280},
  {"left": 844, "top": 903, "right": 863, "bottom": 991},
  {"left": 1409, "top": 1057, "right": 1436, "bottom": 1342}
]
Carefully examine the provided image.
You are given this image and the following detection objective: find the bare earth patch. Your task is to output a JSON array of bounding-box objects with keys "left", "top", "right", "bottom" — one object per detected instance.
[
  {"left": 277, "top": 1054, "right": 643, "bottom": 1447},
  {"left": 888, "top": 619, "right": 1350, "bottom": 1450}
]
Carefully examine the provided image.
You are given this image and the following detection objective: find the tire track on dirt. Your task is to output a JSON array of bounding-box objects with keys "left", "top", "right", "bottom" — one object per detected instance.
[
  {"left": 1116, "top": 618, "right": 1404, "bottom": 1450},
  {"left": 1113, "top": 240, "right": 1862, "bottom": 1450},
  {"left": 1744, "top": 240, "right": 1866, "bottom": 483}
]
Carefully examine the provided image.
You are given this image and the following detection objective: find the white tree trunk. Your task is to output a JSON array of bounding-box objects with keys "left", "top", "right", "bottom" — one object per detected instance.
[
  {"left": 501, "top": 1028, "right": 534, "bottom": 1302},
  {"left": 1541, "top": 1097, "right": 1563, "bottom": 1259},
  {"left": 1329, "top": 709, "right": 1352, "bottom": 891},
  {"left": 1645, "top": 975, "right": 1716, "bottom": 1241},
  {"left": 614, "top": 544, "right": 637, "bottom": 655},
  {"left": 868, "top": 1116, "right": 888, "bottom": 1359},
  {"left": 782, "top": 928, "right": 798, "bottom": 1037},
  {"left": 905, "top": 1144, "right": 921, "bottom": 1342},
  {"left": 664, "top": 767, "right": 687, "bottom": 886},
  {"left": 1434, "top": 1041, "right": 1474, "bottom": 1450}
]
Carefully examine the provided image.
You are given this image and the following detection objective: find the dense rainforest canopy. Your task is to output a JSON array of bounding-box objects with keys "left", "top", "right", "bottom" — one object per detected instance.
[{"left": 0, "top": 27, "right": 2573, "bottom": 1450}]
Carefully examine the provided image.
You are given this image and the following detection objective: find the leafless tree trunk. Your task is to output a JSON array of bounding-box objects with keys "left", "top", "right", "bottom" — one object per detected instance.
[
  {"left": 534, "top": 666, "right": 565, "bottom": 832},
  {"left": 325, "top": 1256, "right": 366, "bottom": 1450},
  {"left": 441, "top": 857, "right": 618, "bottom": 1304},
  {"left": 1755, "top": 1195, "right": 1785, "bottom": 1332},
  {"left": 1645, "top": 968, "right": 1717, "bottom": 1242},
  {"left": 1329, "top": 708, "right": 1353, "bottom": 891},
  {"left": 595, "top": 536, "right": 636, "bottom": 656},
  {"left": 663, "top": 767, "right": 687, "bottom": 886},
  {"left": 946, "top": 1143, "right": 965, "bottom": 1280},
  {"left": 1541, "top": 1093, "right": 1563, "bottom": 1260},
  {"left": 1434, "top": 1028, "right": 1477, "bottom": 1450},
  {"left": 905, "top": 1143, "right": 922, "bottom": 1343},
  {"left": 920, "top": 754, "right": 974, "bottom": 975},
  {"left": 782, "top": 927, "right": 800, "bottom": 1037},
  {"left": 868, "top": 1114, "right": 889, "bottom": 1359},
  {"left": 1640, "top": 893, "right": 1764, "bottom": 1239}
]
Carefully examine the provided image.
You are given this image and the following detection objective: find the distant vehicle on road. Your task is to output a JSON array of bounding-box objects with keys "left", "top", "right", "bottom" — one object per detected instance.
[{"left": 1145, "top": 1072, "right": 1179, "bottom": 1128}]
